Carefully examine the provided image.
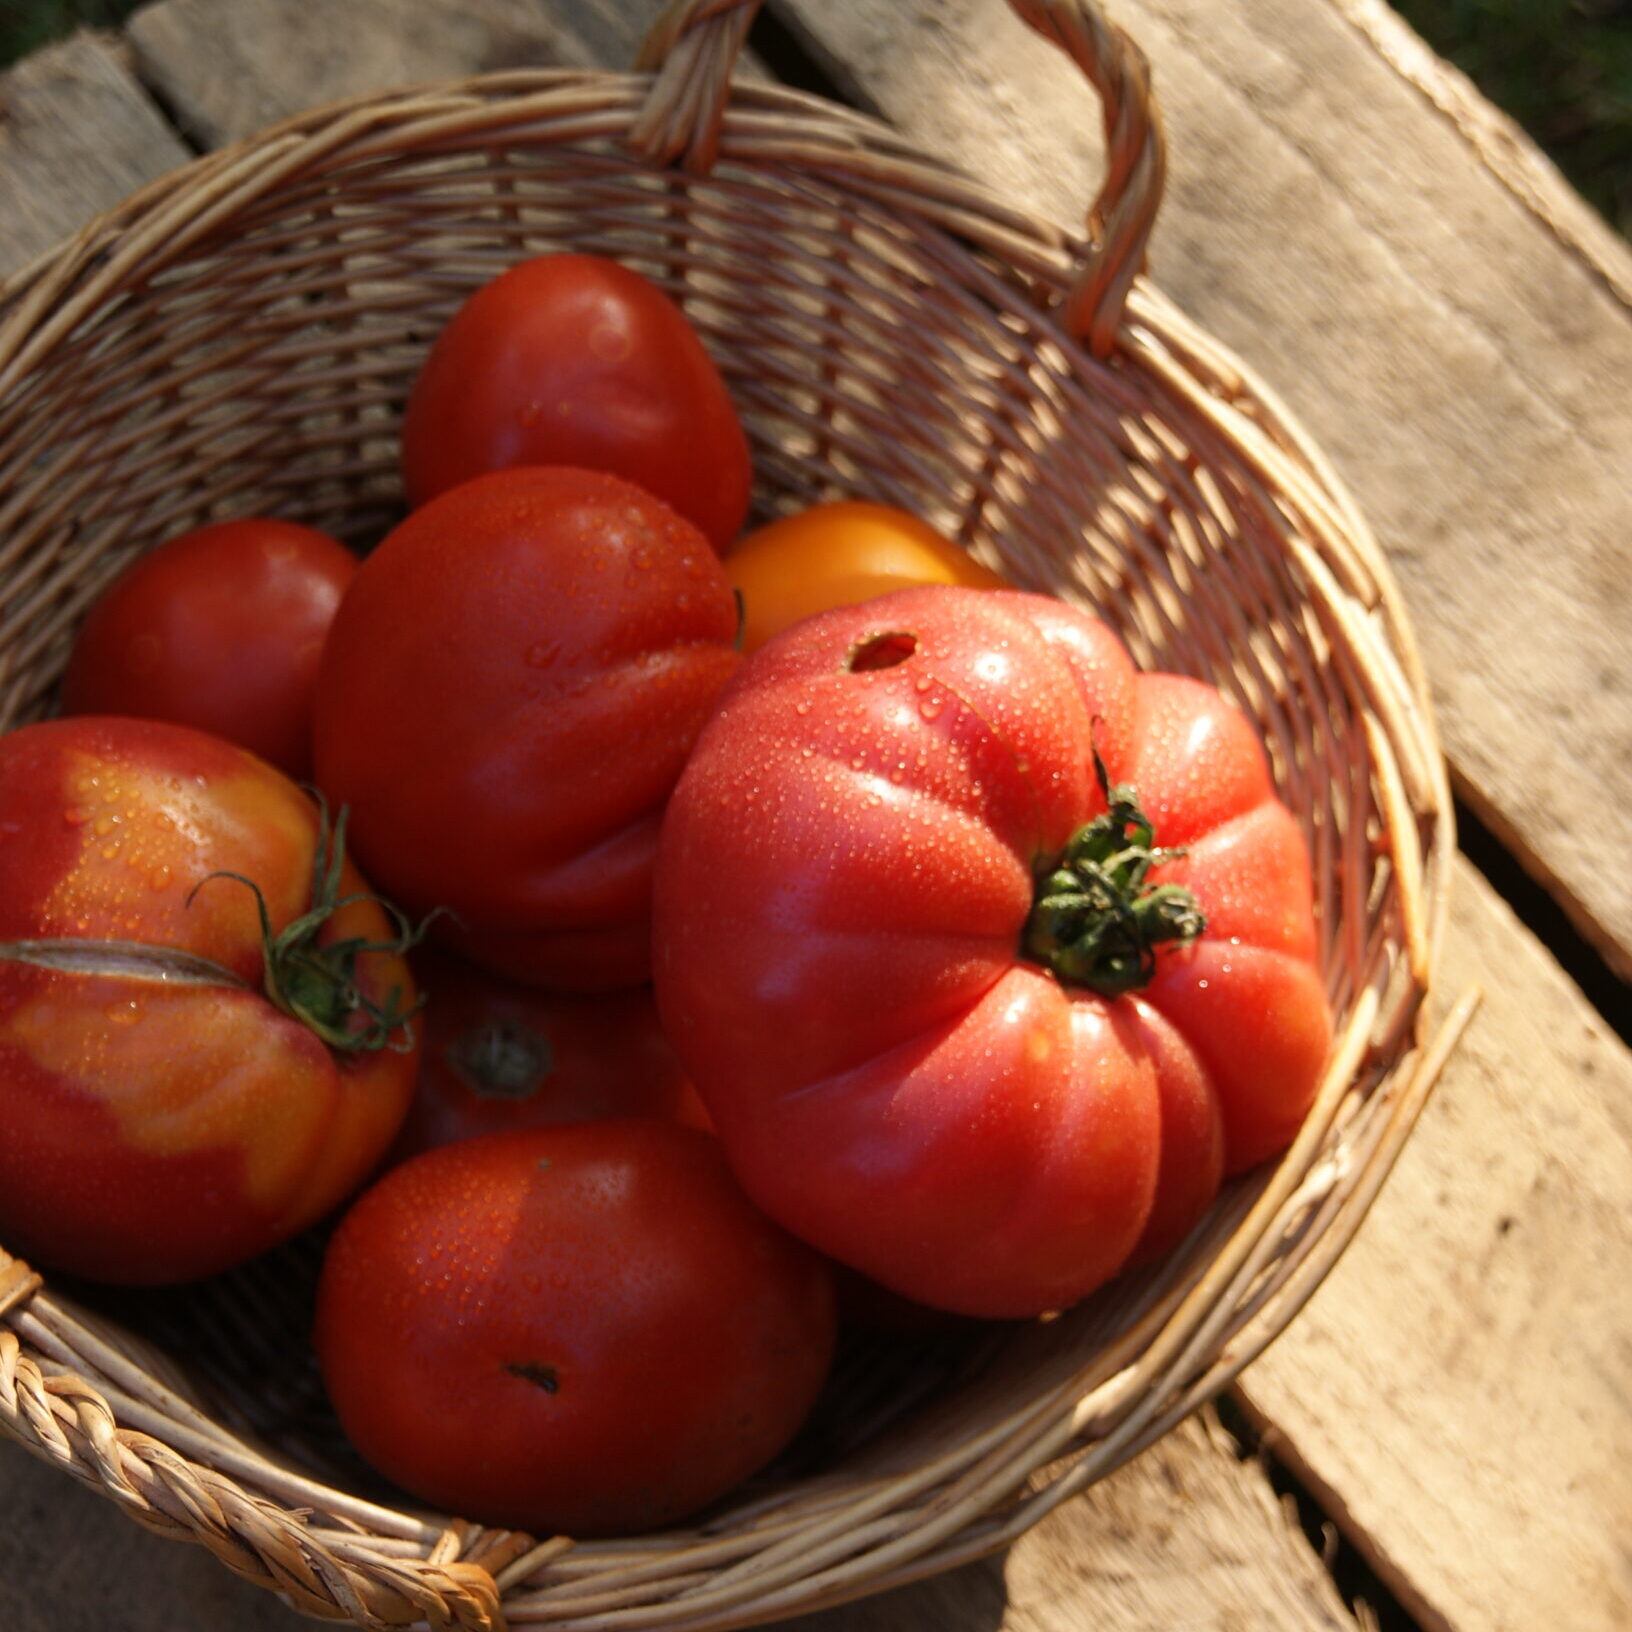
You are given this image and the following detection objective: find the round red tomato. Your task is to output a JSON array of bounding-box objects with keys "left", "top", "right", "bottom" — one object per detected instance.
[
  {"left": 390, "top": 947, "right": 709, "bottom": 1160},
  {"left": 312, "top": 466, "right": 742, "bottom": 990},
  {"left": 0, "top": 716, "right": 419, "bottom": 1285},
  {"left": 653, "top": 586, "right": 1332, "bottom": 1318},
  {"left": 400, "top": 253, "right": 753, "bottom": 551},
  {"left": 725, "top": 500, "right": 1007, "bottom": 653},
  {"left": 314, "top": 1121, "right": 838, "bottom": 1535},
  {"left": 59, "top": 517, "right": 357, "bottom": 780}
]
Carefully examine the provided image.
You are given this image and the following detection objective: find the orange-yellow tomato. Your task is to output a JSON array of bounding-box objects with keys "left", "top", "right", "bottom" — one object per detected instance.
[
  {"left": 0, "top": 716, "right": 420, "bottom": 1286},
  {"left": 724, "top": 501, "right": 1007, "bottom": 653}
]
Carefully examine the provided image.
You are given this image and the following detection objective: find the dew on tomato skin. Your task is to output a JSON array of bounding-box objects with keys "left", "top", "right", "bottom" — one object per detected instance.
[
  {"left": 63, "top": 806, "right": 92, "bottom": 828},
  {"left": 104, "top": 998, "right": 143, "bottom": 1026}
]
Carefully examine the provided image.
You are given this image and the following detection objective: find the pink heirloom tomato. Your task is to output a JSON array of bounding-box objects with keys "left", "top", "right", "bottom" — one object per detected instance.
[
  {"left": 0, "top": 716, "right": 420, "bottom": 1285},
  {"left": 653, "top": 585, "right": 1333, "bottom": 1319}
]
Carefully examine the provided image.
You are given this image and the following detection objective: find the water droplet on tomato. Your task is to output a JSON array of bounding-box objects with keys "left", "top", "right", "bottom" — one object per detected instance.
[
  {"left": 525, "top": 640, "right": 561, "bottom": 670},
  {"left": 104, "top": 998, "right": 143, "bottom": 1026},
  {"left": 64, "top": 806, "right": 91, "bottom": 827},
  {"left": 918, "top": 697, "right": 943, "bottom": 722}
]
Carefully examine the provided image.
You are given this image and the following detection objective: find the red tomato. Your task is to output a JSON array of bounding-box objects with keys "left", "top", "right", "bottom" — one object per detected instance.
[
  {"left": 390, "top": 948, "right": 709, "bottom": 1160},
  {"left": 725, "top": 500, "right": 1008, "bottom": 653},
  {"left": 312, "top": 466, "right": 742, "bottom": 990},
  {"left": 400, "top": 254, "right": 753, "bottom": 551},
  {"left": 653, "top": 586, "right": 1332, "bottom": 1319},
  {"left": 314, "top": 1121, "right": 838, "bottom": 1535},
  {"left": 60, "top": 517, "right": 357, "bottom": 780},
  {"left": 0, "top": 716, "right": 419, "bottom": 1285}
]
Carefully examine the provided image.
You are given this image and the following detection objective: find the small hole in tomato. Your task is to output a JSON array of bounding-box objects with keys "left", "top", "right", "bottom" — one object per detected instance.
[{"left": 846, "top": 631, "right": 917, "bottom": 672}]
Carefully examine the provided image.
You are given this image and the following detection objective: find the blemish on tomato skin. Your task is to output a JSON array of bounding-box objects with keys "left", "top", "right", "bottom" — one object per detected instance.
[{"left": 504, "top": 1360, "right": 560, "bottom": 1393}]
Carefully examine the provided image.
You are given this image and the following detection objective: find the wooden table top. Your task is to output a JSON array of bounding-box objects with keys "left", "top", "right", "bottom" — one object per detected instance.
[{"left": 2, "top": 3, "right": 1628, "bottom": 1631}]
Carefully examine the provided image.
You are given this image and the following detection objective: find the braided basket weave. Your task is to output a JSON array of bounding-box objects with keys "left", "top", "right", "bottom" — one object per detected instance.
[{"left": 0, "top": 2, "right": 1463, "bottom": 1626}]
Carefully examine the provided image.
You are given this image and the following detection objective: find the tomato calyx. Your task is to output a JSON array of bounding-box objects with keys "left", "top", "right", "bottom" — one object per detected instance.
[
  {"left": 1023, "top": 748, "right": 1206, "bottom": 997},
  {"left": 189, "top": 797, "right": 434, "bottom": 1055}
]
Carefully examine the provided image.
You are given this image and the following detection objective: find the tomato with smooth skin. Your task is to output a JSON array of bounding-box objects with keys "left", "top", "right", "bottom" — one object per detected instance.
[
  {"left": 313, "top": 465, "right": 742, "bottom": 991},
  {"left": 314, "top": 1121, "right": 838, "bottom": 1536},
  {"left": 400, "top": 254, "right": 753, "bottom": 551},
  {"left": 653, "top": 585, "right": 1332, "bottom": 1319},
  {"left": 60, "top": 517, "right": 358, "bottom": 780},
  {"left": 389, "top": 947, "right": 709, "bottom": 1161},
  {"left": 0, "top": 716, "right": 420, "bottom": 1285},
  {"left": 725, "top": 500, "right": 1007, "bottom": 653}
]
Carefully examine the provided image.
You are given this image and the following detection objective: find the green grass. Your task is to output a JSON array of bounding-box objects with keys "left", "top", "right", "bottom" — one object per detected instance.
[
  {"left": 1, "top": 0, "right": 1627, "bottom": 236},
  {"left": 0, "top": 0, "right": 143, "bottom": 63},
  {"left": 1392, "top": 0, "right": 1632, "bottom": 235}
]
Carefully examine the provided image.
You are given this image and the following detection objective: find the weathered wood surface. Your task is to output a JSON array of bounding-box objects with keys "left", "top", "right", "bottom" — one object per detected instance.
[
  {"left": 2, "top": 3, "right": 1629, "bottom": 1631},
  {"left": 0, "top": 31, "right": 190, "bottom": 276},
  {"left": 1243, "top": 854, "right": 1632, "bottom": 1632}
]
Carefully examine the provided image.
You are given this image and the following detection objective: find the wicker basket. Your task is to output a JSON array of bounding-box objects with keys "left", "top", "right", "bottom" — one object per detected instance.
[{"left": 0, "top": 1, "right": 1464, "bottom": 1626}]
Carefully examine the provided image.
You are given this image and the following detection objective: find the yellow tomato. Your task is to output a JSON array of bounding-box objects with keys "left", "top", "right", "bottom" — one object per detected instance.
[{"left": 725, "top": 500, "right": 1008, "bottom": 653}]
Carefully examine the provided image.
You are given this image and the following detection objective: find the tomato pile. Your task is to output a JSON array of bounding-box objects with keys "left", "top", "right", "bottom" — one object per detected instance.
[{"left": 0, "top": 252, "right": 1332, "bottom": 1536}]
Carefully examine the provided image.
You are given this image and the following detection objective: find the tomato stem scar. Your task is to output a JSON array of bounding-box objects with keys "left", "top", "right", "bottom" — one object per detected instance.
[
  {"left": 505, "top": 1361, "right": 561, "bottom": 1393},
  {"left": 447, "top": 1019, "right": 555, "bottom": 1100}
]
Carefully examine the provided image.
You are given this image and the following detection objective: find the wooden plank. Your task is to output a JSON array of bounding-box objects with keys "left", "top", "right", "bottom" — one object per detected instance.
[
  {"left": 125, "top": 0, "right": 766, "bottom": 151},
  {"left": 0, "top": 31, "right": 192, "bottom": 283},
  {"left": 1238, "top": 854, "right": 1632, "bottom": 1632},
  {"left": 124, "top": 0, "right": 598, "bottom": 149},
  {"left": 0, "top": 1408, "right": 1366, "bottom": 1630},
  {"left": 773, "top": 0, "right": 1632, "bottom": 986}
]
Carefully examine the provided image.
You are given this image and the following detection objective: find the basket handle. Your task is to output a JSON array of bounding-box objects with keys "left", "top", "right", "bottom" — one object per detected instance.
[{"left": 629, "top": 0, "right": 1166, "bottom": 358}]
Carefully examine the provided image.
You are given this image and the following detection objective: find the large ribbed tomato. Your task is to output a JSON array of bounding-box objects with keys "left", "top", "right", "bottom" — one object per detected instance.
[
  {"left": 0, "top": 716, "right": 420, "bottom": 1286},
  {"left": 653, "top": 586, "right": 1332, "bottom": 1319}
]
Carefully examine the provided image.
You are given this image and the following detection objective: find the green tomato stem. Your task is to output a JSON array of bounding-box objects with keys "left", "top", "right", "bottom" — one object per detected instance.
[
  {"left": 1021, "top": 744, "right": 1206, "bottom": 996},
  {"left": 186, "top": 796, "right": 433, "bottom": 1055}
]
